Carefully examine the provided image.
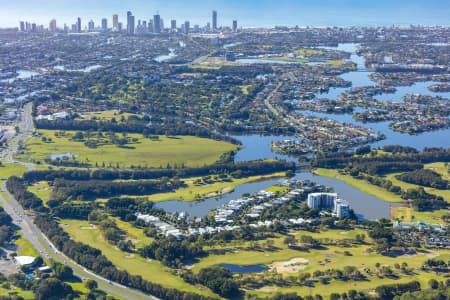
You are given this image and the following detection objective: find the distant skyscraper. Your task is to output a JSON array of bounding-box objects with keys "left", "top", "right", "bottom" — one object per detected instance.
[
  {"left": 142, "top": 21, "right": 147, "bottom": 33},
  {"left": 101, "top": 18, "right": 107, "bottom": 31},
  {"left": 112, "top": 14, "right": 119, "bottom": 31},
  {"left": 88, "top": 20, "right": 94, "bottom": 32},
  {"left": 128, "top": 15, "right": 135, "bottom": 35},
  {"left": 31, "top": 23, "right": 37, "bottom": 32},
  {"left": 77, "top": 17, "right": 81, "bottom": 33},
  {"left": 212, "top": 10, "right": 217, "bottom": 31},
  {"left": 127, "top": 11, "right": 133, "bottom": 34},
  {"left": 232, "top": 20, "right": 238, "bottom": 32},
  {"left": 153, "top": 14, "right": 161, "bottom": 33},
  {"left": 19, "top": 21, "right": 25, "bottom": 32},
  {"left": 171, "top": 20, "right": 177, "bottom": 31},
  {"left": 148, "top": 20, "right": 154, "bottom": 33},
  {"left": 184, "top": 21, "right": 190, "bottom": 34},
  {"left": 49, "top": 19, "right": 57, "bottom": 32},
  {"left": 118, "top": 22, "right": 123, "bottom": 32}
]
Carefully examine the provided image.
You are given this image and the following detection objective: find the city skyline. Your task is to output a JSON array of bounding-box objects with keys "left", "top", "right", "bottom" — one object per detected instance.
[{"left": 1, "top": 0, "right": 450, "bottom": 28}]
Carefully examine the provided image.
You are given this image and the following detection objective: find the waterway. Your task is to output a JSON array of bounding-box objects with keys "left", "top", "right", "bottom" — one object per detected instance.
[
  {"left": 155, "top": 43, "right": 448, "bottom": 221},
  {"left": 155, "top": 134, "right": 398, "bottom": 220},
  {"left": 1, "top": 70, "right": 40, "bottom": 83},
  {"left": 302, "top": 111, "right": 450, "bottom": 150},
  {"left": 154, "top": 49, "right": 177, "bottom": 63},
  {"left": 219, "top": 264, "right": 268, "bottom": 274}
]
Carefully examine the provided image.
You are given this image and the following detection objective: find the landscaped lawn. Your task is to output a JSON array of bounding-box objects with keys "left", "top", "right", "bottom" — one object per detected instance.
[
  {"left": 61, "top": 219, "right": 215, "bottom": 296},
  {"left": 192, "top": 229, "right": 450, "bottom": 298},
  {"left": 28, "top": 181, "right": 52, "bottom": 205},
  {"left": 19, "top": 130, "right": 238, "bottom": 168},
  {"left": 149, "top": 172, "right": 285, "bottom": 202},
  {"left": 315, "top": 168, "right": 404, "bottom": 203},
  {"left": 386, "top": 173, "right": 449, "bottom": 203},
  {"left": 0, "top": 163, "right": 28, "bottom": 179}
]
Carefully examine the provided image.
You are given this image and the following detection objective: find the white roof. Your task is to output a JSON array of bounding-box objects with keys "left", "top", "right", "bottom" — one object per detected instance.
[{"left": 15, "top": 256, "right": 35, "bottom": 266}]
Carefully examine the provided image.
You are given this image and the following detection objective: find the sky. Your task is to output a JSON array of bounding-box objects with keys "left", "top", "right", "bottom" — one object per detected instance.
[{"left": 1, "top": 0, "right": 449, "bottom": 28}]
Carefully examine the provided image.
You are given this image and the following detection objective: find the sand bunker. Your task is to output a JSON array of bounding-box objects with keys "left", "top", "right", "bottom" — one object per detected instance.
[{"left": 269, "top": 258, "right": 309, "bottom": 273}]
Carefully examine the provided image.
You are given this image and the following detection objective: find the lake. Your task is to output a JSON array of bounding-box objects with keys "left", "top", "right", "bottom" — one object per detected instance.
[
  {"left": 155, "top": 134, "right": 397, "bottom": 220},
  {"left": 219, "top": 264, "right": 268, "bottom": 273}
]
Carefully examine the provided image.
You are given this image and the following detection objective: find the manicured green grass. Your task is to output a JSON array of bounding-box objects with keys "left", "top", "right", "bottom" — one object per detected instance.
[
  {"left": 386, "top": 173, "right": 450, "bottom": 203},
  {"left": 247, "top": 272, "right": 444, "bottom": 299},
  {"left": 149, "top": 173, "right": 285, "bottom": 202},
  {"left": 112, "top": 218, "right": 154, "bottom": 248},
  {"left": 19, "top": 130, "right": 237, "bottom": 168},
  {"left": 315, "top": 168, "right": 404, "bottom": 203},
  {"left": 411, "top": 210, "right": 449, "bottom": 224},
  {"left": 294, "top": 49, "right": 323, "bottom": 56},
  {"left": 390, "top": 206, "right": 413, "bottom": 222},
  {"left": 0, "top": 163, "right": 28, "bottom": 179},
  {"left": 77, "top": 110, "right": 139, "bottom": 122},
  {"left": 260, "top": 56, "right": 308, "bottom": 63},
  {"left": 0, "top": 286, "right": 34, "bottom": 299},
  {"left": 192, "top": 228, "right": 450, "bottom": 298},
  {"left": 189, "top": 65, "right": 221, "bottom": 70},
  {"left": 426, "top": 162, "right": 450, "bottom": 180},
  {"left": 265, "top": 185, "right": 289, "bottom": 194},
  {"left": 28, "top": 181, "right": 51, "bottom": 205},
  {"left": 61, "top": 220, "right": 215, "bottom": 296},
  {"left": 15, "top": 234, "right": 39, "bottom": 257}
]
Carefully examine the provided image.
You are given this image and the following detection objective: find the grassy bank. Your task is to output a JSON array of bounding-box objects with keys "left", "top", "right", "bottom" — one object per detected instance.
[
  {"left": 314, "top": 168, "right": 404, "bottom": 203},
  {"left": 61, "top": 219, "right": 214, "bottom": 296},
  {"left": 19, "top": 130, "right": 237, "bottom": 168},
  {"left": 191, "top": 228, "right": 450, "bottom": 299},
  {"left": 150, "top": 172, "right": 286, "bottom": 202}
]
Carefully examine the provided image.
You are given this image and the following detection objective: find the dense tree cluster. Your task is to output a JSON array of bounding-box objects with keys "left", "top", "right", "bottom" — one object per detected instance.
[
  {"left": 397, "top": 169, "right": 448, "bottom": 189},
  {"left": 35, "top": 118, "right": 239, "bottom": 145},
  {"left": 0, "top": 207, "right": 14, "bottom": 246},
  {"left": 6, "top": 177, "right": 48, "bottom": 213},
  {"left": 34, "top": 216, "right": 214, "bottom": 300},
  {"left": 140, "top": 236, "right": 204, "bottom": 268},
  {"left": 312, "top": 147, "right": 450, "bottom": 174},
  {"left": 23, "top": 160, "right": 295, "bottom": 183},
  {"left": 51, "top": 178, "right": 183, "bottom": 201},
  {"left": 375, "top": 281, "right": 421, "bottom": 300},
  {"left": 182, "top": 267, "right": 240, "bottom": 298}
]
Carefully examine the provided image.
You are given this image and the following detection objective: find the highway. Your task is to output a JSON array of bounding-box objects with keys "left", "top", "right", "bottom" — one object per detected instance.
[{"left": 0, "top": 103, "right": 157, "bottom": 300}]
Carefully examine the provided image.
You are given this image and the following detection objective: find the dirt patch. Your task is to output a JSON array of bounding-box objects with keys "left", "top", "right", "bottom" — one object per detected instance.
[
  {"left": 269, "top": 258, "right": 309, "bottom": 273},
  {"left": 80, "top": 224, "right": 97, "bottom": 230},
  {"left": 257, "top": 286, "right": 278, "bottom": 292},
  {"left": 125, "top": 254, "right": 135, "bottom": 259}
]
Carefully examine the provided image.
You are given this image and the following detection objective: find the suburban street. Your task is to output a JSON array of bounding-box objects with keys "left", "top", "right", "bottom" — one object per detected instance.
[{"left": 0, "top": 104, "right": 157, "bottom": 300}]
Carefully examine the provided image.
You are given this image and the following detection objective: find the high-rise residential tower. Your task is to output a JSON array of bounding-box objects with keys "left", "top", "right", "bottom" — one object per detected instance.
[
  {"left": 88, "top": 20, "right": 95, "bottom": 32},
  {"left": 153, "top": 14, "right": 161, "bottom": 33},
  {"left": 101, "top": 18, "right": 108, "bottom": 31},
  {"left": 232, "top": 20, "right": 238, "bottom": 32},
  {"left": 212, "top": 10, "right": 217, "bottom": 31},
  {"left": 77, "top": 17, "right": 81, "bottom": 32},
  {"left": 49, "top": 19, "right": 57, "bottom": 32},
  {"left": 112, "top": 14, "right": 119, "bottom": 31}
]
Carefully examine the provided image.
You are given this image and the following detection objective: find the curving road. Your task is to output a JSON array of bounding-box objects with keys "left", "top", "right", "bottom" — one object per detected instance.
[{"left": 0, "top": 103, "right": 158, "bottom": 300}]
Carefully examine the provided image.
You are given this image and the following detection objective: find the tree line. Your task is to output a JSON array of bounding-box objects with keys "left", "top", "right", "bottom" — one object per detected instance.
[
  {"left": 23, "top": 160, "right": 295, "bottom": 183},
  {"left": 34, "top": 215, "right": 215, "bottom": 300},
  {"left": 397, "top": 169, "right": 448, "bottom": 190}
]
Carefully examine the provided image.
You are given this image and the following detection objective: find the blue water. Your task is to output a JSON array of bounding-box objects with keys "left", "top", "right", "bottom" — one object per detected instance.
[
  {"left": 302, "top": 111, "right": 450, "bottom": 150},
  {"left": 154, "top": 177, "right": 282, "bottom": 217},
  {"left": 219, "top": 264, "right": 268, "bottom": 273}
]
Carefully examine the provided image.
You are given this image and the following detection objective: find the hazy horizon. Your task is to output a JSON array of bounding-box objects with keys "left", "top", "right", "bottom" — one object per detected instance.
[{"left": 1, "top": 0, "right": 450, "bottom": 29}]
